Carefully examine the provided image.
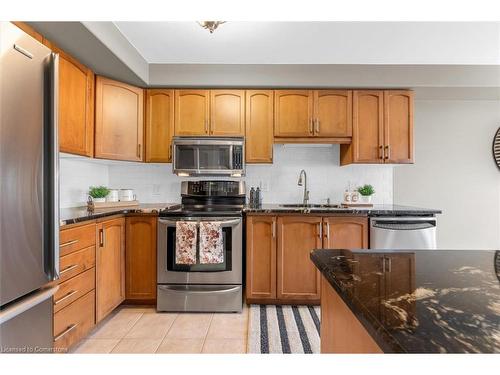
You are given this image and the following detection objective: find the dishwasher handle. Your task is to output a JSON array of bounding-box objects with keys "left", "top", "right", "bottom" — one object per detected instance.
[{"left": 371, "top": 216, "right": 436, "bottom": 231}]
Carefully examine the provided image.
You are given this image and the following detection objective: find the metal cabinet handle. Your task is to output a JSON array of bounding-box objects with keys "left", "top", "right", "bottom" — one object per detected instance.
[
  {"left": 54, "top": 290, "right": 78, "bottom": 305},
  {"left": 381, "top": 257, "right": 386, "bottom": 273},
  {"left": 59, "top": 264, "right": 79, "bottom": 275},
  {"left": 386, "top": 257, "right": 392, "bottom": 272},
  {"left": 99, "top": 228, "right": 104, "bottom": 247},
  {"left": 272, "top": 220, "right": 276, "bottom": 238},
  {"left": 137, "top": 144, "right": 142, "bottom": 158},
  {"left": 325, "top": 222, "right": 330, "bottom": 240},
  {"left": 379, "top": 145, "right": 384, "bottom": 159},
  {"left": 205, "top": 119, "right": 209, "bottom": 134},
  {"left": 309, "top": 118, "right": 314, "bottom": 134},
  {"left": 54, "top": 324, "right": 78, "bottom": 341},
  {"left": 385, "top": 145, "right": 390, "bottom": 160},
  {"left": 60, "top": 239, "right": 78, "bottom": 248},
  {"left": 315, "top": 119, "right": 320, "bottom": 133},
  {"left": 318, "top": 222, "right": 323, "bottom": 239}
]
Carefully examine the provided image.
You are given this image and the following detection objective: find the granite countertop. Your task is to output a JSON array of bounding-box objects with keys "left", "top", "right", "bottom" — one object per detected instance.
[
  {"left": 310, "top": 248, "right": 500, "bottom": 353},
  {"left": 244, "top": 204, "right": 441, "bottom": 216},
  {"left": 60, "top": 203, "right": 181, "bottom": 226}
]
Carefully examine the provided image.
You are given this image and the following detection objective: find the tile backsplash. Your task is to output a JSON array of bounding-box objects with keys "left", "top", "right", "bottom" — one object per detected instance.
[{"left": 60, "top": 145, "right": 393, "bottom": 208}]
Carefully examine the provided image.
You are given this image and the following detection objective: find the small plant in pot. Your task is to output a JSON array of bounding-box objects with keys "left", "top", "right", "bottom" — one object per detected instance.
[
  {"left": 357, "top": 184, "right": 375, "bottom": 204},
  {"left": 89, "top": 186, "right": 110, "bottom": 203}
]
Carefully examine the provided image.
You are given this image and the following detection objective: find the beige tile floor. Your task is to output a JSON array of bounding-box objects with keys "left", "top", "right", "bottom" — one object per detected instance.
[{"left": 72, "top": 304, "right": 249, "bottom": 354}]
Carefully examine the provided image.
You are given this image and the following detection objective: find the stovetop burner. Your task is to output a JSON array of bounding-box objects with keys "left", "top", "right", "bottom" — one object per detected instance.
[{"left": 159, "top": 180, "right": 246, "bottom": 218}]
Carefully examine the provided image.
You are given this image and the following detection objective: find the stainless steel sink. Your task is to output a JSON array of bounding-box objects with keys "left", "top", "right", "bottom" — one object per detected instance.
[{"left": 279, "top": 203, "right": 344, "bottom": 209}]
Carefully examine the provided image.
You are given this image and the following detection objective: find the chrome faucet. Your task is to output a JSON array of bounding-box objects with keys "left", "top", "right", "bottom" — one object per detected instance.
[{"left": 297, "top": 169, "right": 310, "bottom": 206}]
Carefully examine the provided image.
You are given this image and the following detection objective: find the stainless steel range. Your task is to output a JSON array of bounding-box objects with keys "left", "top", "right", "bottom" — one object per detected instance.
[{"left": 157, "top": 180, "right": 245, "bottom": 312}]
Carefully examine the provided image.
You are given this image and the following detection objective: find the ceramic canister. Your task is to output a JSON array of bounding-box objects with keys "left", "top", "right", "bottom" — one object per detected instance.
[
  {"left": 106, "top": 189, "right": 119, "bottom": 202},
  {"left": 120, "top": 189, "right": 135, "bottom": 201}
]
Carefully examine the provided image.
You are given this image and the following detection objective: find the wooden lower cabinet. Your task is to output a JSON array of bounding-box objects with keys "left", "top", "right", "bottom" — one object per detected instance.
[
  {"left": 246, "top": 214, "right": 368, "bottom": 304},
  {"left": 96, "top": 217, "right": 126, "bottom": 322},
  {"left": 323, "top": 216, "right": 368, "bottom": 249},
  {"left": 277, "top": 216, "right": 322, "bottom": 303},
  {"left": 320, "top": 276, "right": 382, "bottom": 353},
  {"left": 54, "top": 290, "right": 96, "bottom": 352},
  {"left": 56, "top": 223, "right": 97, "bottom": 351},
  {"left": 125, "top": 216, "right": 157, "bottom": 302},
  {"left": 246, "top": 216, "right": 277, "bottom": 301}
]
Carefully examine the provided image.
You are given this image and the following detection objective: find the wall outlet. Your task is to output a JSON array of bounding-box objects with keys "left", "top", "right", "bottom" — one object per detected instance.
[
  {"left": 260, "top": 181, "right": 270, "bottom": 192},
  {"left": 152, "top": 184, "right": 161, "bottom": 196}
]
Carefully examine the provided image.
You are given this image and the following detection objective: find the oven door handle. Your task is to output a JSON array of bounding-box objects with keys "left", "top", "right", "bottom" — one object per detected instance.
[
  {"left": 158, "top": 285, "right": 241, "bottom": 294},
  {"left": 158, "top": 218, "right": 242, "bottom": 227}
]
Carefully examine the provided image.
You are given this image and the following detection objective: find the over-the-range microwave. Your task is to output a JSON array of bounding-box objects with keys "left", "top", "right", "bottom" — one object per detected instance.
[{"left": 172, "top": 137, "right": 245, "bottom": 177}]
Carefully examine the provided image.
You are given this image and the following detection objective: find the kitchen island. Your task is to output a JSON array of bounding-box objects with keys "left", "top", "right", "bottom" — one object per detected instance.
[{"left": 310, "top": 249, "right": 500, "bottom": 353}]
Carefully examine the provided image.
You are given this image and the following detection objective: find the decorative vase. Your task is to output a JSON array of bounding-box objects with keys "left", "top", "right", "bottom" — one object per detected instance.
[{"left": 360, "top": 195, "right": 372, "bottom": 204}]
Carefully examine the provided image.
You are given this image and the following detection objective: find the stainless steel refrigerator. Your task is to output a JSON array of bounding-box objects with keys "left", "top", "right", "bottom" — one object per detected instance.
[{"left": 0, "top": 22, "right": 59, "bottom": 353}]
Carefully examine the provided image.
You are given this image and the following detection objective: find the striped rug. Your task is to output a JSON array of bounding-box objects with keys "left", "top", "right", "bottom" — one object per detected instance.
[{"left": 247, "top": 305, "right": 321, "bottom": 354}]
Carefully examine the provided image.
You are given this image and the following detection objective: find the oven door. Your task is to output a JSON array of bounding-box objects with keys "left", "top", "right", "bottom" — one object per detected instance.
[{"left": 157, "top": 217, "right": 242, "bottom": 285}]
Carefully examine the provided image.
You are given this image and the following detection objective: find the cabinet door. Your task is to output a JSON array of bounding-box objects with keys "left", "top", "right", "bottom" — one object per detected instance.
[
  {"left": 57, "top": 51, "right": 95, "bottom": 157},
  {"left": 351, "top": 90, "right": 384, "bottom": 163},
  {"left": 145, "top": 89, "right": 174, "bottom": 162},
  {"left": 174, "top": 90, "right": 210, "bottom": 135},
  {"left": 245, "top": 90, "right": 274, "bottom": 163},
  {"left": 210, "top": 90, "right": 245, "bottom": 136},
  {"left": 95, "top": 76, "right": 144, "bottom": 161},
  {"left": 96, "top": 217, "right": 125, "bottom": 322},
  {"left": 246, "top": 216, "right": 277, "bottom": 300},
  {"left": 277, "top": 216, "right": 322, "bottom": 302},
  {"left": 314, "top": 90, "right": 352, "bottom": 137},
  {"left": 274, "top": 90, "right": 314, "bottom": 137},
  {"left": 323, "top": 217, "right": 368, "bottom": 249},
  {"left": 125, "top": 216, "right": 157, "bottom": 301},
  {"left": 384, "top": 90, "right": 414, "bottom": 164}
]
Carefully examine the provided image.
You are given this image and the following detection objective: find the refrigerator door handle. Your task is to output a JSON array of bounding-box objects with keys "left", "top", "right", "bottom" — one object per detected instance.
[
  {"left": 0, "top": 286, "right": 59, "bottom": 325},
  {"left": 43, "top": 52, "right": 59, "bottom": 281}
]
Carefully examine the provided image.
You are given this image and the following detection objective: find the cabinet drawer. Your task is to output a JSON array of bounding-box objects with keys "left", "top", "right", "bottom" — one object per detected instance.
[
  {"left": 59, "top": 246, "right": 96, "bottom": 282},
  {"left": 54, "top": 268, "right": 95, "bottom": 312},
  {"left": 60, "top": 223, "right": 96, "bottom": 256},
  {"left": 54, "top": 290, "right": 95, "bottom": 351}
]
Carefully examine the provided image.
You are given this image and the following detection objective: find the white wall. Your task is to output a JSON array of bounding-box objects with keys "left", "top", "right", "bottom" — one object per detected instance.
[
  {"left": 59, "top": 146, "right": 394, "bottom": 208},
  {"left": 394, "top": 100, "right": 500, "bottom": 250},
  {"left": 107, "top": 145, "right": 393, "bottom": 205},
  {"left": 60, "top": 156, "right": 109, "bottom": 208}
]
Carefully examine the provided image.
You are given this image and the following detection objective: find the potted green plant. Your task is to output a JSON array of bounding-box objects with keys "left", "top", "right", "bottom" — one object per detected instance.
[
  {"left": 357, "top": 184, "right": 375, "bottom": 203},
  {"left": 88, "top": 186, "right": 110, "bottom": 203}
]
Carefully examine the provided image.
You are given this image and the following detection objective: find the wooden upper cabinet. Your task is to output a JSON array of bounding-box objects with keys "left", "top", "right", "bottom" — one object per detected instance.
[
  {"left": 323, "top": 217, "right": 368, "bottom": 249},
  {"left": 174, "top": 90, "right": 210, "bottom": 135},
  {"left": 245, "top": 90, "right": 274, "bottom": 163},
  {"left": 95, "top": 76, "right": 144, "bottom": 161},
  {"left": 277, "top": 216, "right": 321, "bottom": 302},
  {"left": 210, "top": 90, "right": 245, "bottom": 136},
  {"left": 246, "top": 216, "right": 277, "bottom": 301},
  {"left": 145, "top": 89, "right": 174, "bottom": 162},
  {"left": 274, "top": 90, "right": 314, "bottom": 137},
  {"left": 340, "top": 90, "right": 384, "bottom": 165},
  {"left": 96, "top": 217, "right": 125, "bottom": 323},
  {"left": 58, "top": 53, "right": 95, "bottom": 157},
  {"left": 314, "top": 90, "right": 352, "bottom": 137},
  {"left": 125, "top": 216, "right": 157, "bottom": 301},
  {"left": 384, "top": 90, "right": 414, "bottom": 164}
]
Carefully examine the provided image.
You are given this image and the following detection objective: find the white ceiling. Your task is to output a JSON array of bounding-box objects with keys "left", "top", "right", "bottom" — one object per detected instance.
[{"left": 113, "top": 21, "right": 500, "bottom": 65}]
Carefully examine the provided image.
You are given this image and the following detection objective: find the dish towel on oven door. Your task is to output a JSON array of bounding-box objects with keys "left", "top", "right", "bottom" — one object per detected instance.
[
  {"left": 175, "top": 221, "right": 197, "bottom": 265},
  {"left": 199, "top": 221, "right": 224, "bottom": 264}
]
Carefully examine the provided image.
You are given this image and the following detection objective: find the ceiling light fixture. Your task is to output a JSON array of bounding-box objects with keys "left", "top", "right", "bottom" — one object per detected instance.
[{"left": 197, "top": 21, "right": 226, "bottom": 33}]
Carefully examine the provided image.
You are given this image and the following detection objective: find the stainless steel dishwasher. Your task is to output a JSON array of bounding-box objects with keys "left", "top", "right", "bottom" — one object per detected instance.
[{"left": 370, "top": 216, "right": 437, "bottom": 249}]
